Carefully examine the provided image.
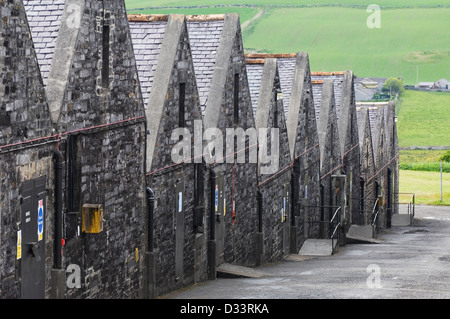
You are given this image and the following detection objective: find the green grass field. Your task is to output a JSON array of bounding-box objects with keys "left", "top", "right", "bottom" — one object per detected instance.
[
  {"left": 397, "top": 90, "right": 450, "bottom": 147},
  {"left": 126, "top": 1, "right": 450, "bottom": 84},
  {"left": 399, "top": 170, "right": 449, "bottom": 205},
  {"left": 242, "top": 7, "right": 450, "bottom": 84},
  {"left": 126, "top": 1, "right": 450, "bottom": 205},
  {"left": 125, "top": 0, "right": 450, "bottom": 10},
  {"left": 396, "top": 91, "right": 449, "bottom": 204},
  {"left": 399, "top": 150, "right": 446, "bottom": 163}
]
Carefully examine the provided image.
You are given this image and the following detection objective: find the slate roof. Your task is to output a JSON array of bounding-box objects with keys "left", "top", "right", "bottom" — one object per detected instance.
[
  {"left": 245, "top": 61, "right": 264, "bottom": 117},
  {"left": 23, "top": 0, "right": 66, "bottom": 86},
  {"left": 356, "top": 106, "right": 370, "bottom": 156},
  {"left": 317, "top": 79, "right": 341, "bottom": 172},
  {"left": 128, "top": 18, "right": 167, "bottom": 109},
  {"left": 186, "top": 17, "right": 224, "bottom": 113},
  {"left": 365, "top": 104, "right": 384, "bottom": 162},
  {"left": 277, "top": 57, "right": 297, "bottom": 118},
  {"left": 354, "top": 77, "right": 386, "bottom": 101},
  {"left": 311, "top": 72, "right": 345, "bottom": 123},
  {"left": 244, "top": 54, "right": 297, "bottom": 119}
]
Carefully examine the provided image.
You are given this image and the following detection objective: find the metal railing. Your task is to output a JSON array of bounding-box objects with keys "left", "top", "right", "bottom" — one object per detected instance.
[
  {"left": 302, "top": 205, "right": 342, "bottom": 253},
  {"left": 330, "top": 206, "right": 341, "bottom": 251},
  {"left": 371, "top": 198, "right": 379, "bottom": 237},
  {"left": 398, "top": 192, "right": 415, "bottom": 224}
]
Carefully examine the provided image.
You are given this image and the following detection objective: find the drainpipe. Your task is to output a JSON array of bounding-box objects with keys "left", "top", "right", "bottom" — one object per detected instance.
[
  {"left": 146, "top": 187, "right": 155, "bottom": 252},
  {"left": 290, "top": 160, "right": 300, "bottom": 253},
  {"left": 209, "top": 170, "right": 216, "bottom": 241},
  {"left": 257, "top": 191, "right": 263, "bottom": 233},
  {"left": 51, "top": 150, "right": 65, "bottom": 299},
  {"left": 53, "top": 150, "right": 63, "bottom": 269},
  {"left": 256, "top": 190, "right": 264, "bottom": 266},
  {"left": 146, "top": 186, "right": 156, "bottom": 298},
  {"left": 208, "top": 169, "right": 216, "bottom": 279}
]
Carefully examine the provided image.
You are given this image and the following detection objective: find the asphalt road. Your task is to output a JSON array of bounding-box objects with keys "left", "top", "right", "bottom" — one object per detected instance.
[{"left": 164, "top": 204, "right": 450, "bottom": 299}]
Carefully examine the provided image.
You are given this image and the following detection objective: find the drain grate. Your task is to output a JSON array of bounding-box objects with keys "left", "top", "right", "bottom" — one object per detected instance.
[
  {"left": 402, "top": 229, "right": 429, "bottom": 234},
  {"left": 439, "top": 256, "right": 450, "bottom": 262}
]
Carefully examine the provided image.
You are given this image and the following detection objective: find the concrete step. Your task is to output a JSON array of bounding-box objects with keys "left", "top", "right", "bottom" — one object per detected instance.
[
  {"left": 346, "top": 225, "right": 387, "bottom": 244},
  {"left": 346, "top": 234, "right": 385, "bottom": 244},
  {"left": 391, "top": 214, "right": 412, "bottom": 226},
  {"left": 216, "top": 263, "right": 267, "bottom": 279},
  {"left": 284, "top": 254, "right": 316, "bottom": 262},
  {"left": 298, "top": 239, "right": 337, "bottom": 256},
  {"left": 347, "top": 224, "right": 374, "bottom": 239}
]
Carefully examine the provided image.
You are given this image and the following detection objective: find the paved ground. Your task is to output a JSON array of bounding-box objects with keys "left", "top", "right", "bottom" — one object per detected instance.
[{"left": 163, "top": 204, "right": 450, "bottom": 299}]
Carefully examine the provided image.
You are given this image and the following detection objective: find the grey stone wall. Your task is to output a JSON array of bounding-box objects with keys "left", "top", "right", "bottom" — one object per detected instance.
[
  {"left": 141, "top": 15, "right": 207, "bottom": 297},
  {"left": 0, "top": 0, "right": 56, "bottom": 299},
  {"left": 373, "top": 106, "right": 389, "bottom": 229},
  {"left": 369, "top": 102, "right": 399, "bottom": 229},
  {"left": 293, "top": 54, "right": 321, "bottom": 247},
  {"left": 279, "top": 53, "right": 321, "bottom": 250},
  {"left": 0, "top": 1, "right": 53, "bottom": 145},
  {"left": 339, "top": 71, "right": 361, "bottom": 228},
  {"left": 201, "top": 14, "right": 259, "bottom": 267},
  {"left": 356, "top": 106, "right": 377, "bottom": 225},
  {"left": 371, "top": 101, "right": 399, "bottom": 228},
  {"left": 50, "top": 0, "right": 147, "bottom": 299},
  {"left": 221, "top": 20, "right": 258, "bottom": 267},
  {"left": 254, "top": 59, "right": 292, "bottom": 263},
  {"left": 62, "top": 127, "right": 146, "bottom": 299},
  {"left": 55, "top": 0, "right": 144, "bottom": 131},
  {"left": 317, "top": 79, "right": 343, "bottom": 238},
  {"left": 1, "top": 2, "right": 404, "bottom": 299},
  {"left": 384, "top": 102, "right": 399, "bottom": 216}
]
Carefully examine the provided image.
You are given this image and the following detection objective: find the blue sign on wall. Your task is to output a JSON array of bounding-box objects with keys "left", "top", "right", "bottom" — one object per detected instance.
[{"left": 37, "top": 199, "right": 44, "bottom": 241}]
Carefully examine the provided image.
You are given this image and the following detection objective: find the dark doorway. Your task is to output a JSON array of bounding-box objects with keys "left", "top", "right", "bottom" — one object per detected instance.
[
  {"left": 20, "top": 176, "right": 47, "bottom": 299},
  {"left": 387, "top": 169, "right": 392, "bottom": 228},
  {"left": 175, "top": 181, "right": 185, "bottom": 280},
  {"left": 215, "top": 173, "right": 225, "bottom": 266},
  {"left": 282, "top": 183, "right": 290, "bottom": 256}
]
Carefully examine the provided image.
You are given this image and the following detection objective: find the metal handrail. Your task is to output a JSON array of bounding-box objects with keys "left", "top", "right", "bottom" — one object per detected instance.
[
  {"left": 371, "top": 198, "right": 379, "bottom": 226},
  {"left": 407, "top": 193, "right": 415, "bottom": 224},
  {"left": 370, "top": 198, "right": 380, "bottom": 238},
  {"left": 303, "top": 205, "right": 342, "bottom": 253},
  {"left": 331, "top": 223, "right": 341, "bottom": 239},
  {"left": 330, "top": 206, "right": 342, "bottom": 252},
  {"left": 330, "top": 206, "right": 341, "bottom": 225},
  {"left": 397, "top": 192, "right": 415, "bottom": 223}
]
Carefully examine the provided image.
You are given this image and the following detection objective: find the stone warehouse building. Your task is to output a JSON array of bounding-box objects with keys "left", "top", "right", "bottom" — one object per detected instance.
[
  {"left": 357, "top": 101, "right": 399, "bottom": 230},
  {"left": 128, "top": 13, "right": 207, "bottom": 297},
  {"left": 311, "top": 71, "right": 361, "bottom": 232},
  {"left": 0, "top": 0, "right": 56, "bottom": 298},
  {"left": 356, "top": 105, "right": 378, "bottom": 226},
  {"left": 315, "top": 79, "right": 344, "bottom": 240},
  {"left": 21, "top": 0, "right": 148, "bottom": 299},
  {"left": 245, "top": 53, "right": 322, "bottom": 253},
  {"left": 185, "top": 13, "right": 260, "bottom": 274},
  {"left": 245, "top": 57, "right": 292, "bottom": 264},
  {"left": 1, "top": 2, "right": 399, "bottom": 299},
  {"left": 384, "top": 102, "right": 399, "bottom": 218}
]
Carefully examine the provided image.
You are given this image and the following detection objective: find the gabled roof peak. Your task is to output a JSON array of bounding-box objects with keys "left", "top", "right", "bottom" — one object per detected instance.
[
  {"left": 311, "top": 71, "right": 345, "bottom": 76},
  {"left": 128, "top": 14, "right": 226, "bottom": 23},
  {"left": 245, "top": 53, "right": 297, "bottom": 59}
]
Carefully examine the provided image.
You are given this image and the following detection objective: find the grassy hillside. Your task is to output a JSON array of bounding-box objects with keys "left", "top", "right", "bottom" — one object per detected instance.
[
  {"left": 396, "top": 90, "right": 450, "bottom": 205},
  {"left": 126, "top": 0, "right": 450, "bottom": 205},
  {"left": 126, "top": 2, "right": 450, "bottom": 85},
  {"left": 399, "top": 170, "right": 449, "bottom": 205},
  {"left": 397, "top": 90, "right": 450, "bottom": 147},
  {"left": 125, "top": 0, "right": 450, "bottom": 10},
  {"left": 242, "top": 7, "right": 450, "bottom": 84}
]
